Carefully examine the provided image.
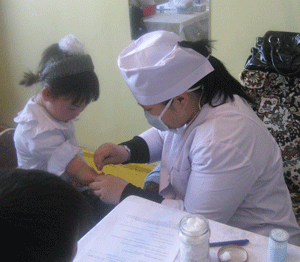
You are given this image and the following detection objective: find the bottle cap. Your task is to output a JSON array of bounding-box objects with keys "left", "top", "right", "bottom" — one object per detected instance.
[{"left": 269, "top": 229, "right": 289, "bottom": 242}]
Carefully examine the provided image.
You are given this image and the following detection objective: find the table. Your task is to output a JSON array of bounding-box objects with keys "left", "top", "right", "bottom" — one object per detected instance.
[
  {"left": 143, "top": 11, "right": 209, "bottom": 41},
  {"left": 74, "top": 196, "right": 300, "bottom": 262},
  {"left": 202, "top": 220, "right": 300, "bottom": 262},
  {"left": 156, "top": 1, "right": 209, "bottom": 13}
]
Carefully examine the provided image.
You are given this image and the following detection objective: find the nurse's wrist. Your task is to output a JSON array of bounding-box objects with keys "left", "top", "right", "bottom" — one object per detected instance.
[
  {"left": 119, "top": 136, "right": 150, "bottom": 163},
  {"left": 122, "top": 145, "right": 131, "bottom": 162}
]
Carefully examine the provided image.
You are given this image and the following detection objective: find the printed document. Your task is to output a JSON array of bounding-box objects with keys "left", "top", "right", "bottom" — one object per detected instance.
[{"left": 74, "top": 196, "right": 187, "bottom": 262}]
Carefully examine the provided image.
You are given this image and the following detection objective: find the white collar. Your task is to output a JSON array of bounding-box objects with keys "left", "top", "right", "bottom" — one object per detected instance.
[{"left": 14, "top": 97, "right": 74, "bottom": 138}]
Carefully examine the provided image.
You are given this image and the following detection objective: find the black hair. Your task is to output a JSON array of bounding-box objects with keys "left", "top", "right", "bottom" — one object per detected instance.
[
  {"left": 0, "top": 169, "right": 92, "bottom": 262},
  {"left": 20, "top": 43, "right": 99, "bottom": 105},
  {"left": 178, "top": 40, "right": 255, "bottom": 107}
]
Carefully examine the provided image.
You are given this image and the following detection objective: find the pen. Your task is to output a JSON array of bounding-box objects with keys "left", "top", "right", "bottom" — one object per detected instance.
[{"left": 209, "top": 239, "right": 249, "bottom": 247}]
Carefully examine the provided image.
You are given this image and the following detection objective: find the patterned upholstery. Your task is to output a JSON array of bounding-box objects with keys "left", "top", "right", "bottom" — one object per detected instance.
[{"left": 240, "top": 70, "right": 300, "bottom": 225}]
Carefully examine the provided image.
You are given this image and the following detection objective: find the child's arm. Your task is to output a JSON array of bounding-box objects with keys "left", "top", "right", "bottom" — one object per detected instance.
[{"left": 65, "top": 155, "right": 101, "bottom": 186}]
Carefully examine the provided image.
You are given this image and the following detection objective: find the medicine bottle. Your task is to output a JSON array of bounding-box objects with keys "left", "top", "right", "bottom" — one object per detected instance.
[
  {"left": 268, "top": 228, "right": 289, "bottom": 262},
  {"left": 178, "top": 214, "right": 210, "bottom": 262}
]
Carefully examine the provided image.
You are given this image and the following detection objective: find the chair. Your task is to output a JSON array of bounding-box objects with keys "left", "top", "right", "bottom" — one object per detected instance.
[
  {"left": 0, "top": 128, "right": 18, "bottom": 168},
  {"left": 240, "top": 70, "right": 300, "bottom": 225}
]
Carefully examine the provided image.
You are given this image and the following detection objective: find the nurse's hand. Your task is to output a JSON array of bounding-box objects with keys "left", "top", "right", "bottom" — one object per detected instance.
[
  {"left": 94, "top": 143, "right": 130, "bottom": 171},
  {"left": 89, "top": 174, "right": 128, "bottom": 205}
]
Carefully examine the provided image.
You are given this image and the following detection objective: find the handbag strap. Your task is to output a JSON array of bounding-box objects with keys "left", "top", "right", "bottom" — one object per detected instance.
[{"left": 269, "top": 35, "right": 300, "bottom": 76}]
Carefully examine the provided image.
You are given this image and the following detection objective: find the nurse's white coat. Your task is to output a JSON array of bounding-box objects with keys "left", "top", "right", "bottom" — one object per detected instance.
[{"left": 140, "top": 95, "right": 300, "bottom": 246}]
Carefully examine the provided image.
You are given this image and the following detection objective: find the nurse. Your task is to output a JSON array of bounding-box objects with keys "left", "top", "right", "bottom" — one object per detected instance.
[{"left": 91, "top": 31, "right": 300, "bottom": 245}]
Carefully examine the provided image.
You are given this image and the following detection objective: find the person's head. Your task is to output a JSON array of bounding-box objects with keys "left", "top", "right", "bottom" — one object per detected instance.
[
  {"left": 20, "top": 34, "right": 99, "bottom": 122},
  {"left": 0, "top": 168, "right": 92, "bottom": 262},
  {"left": 118, "top": 30, "right": 254, "bottom": 132}
]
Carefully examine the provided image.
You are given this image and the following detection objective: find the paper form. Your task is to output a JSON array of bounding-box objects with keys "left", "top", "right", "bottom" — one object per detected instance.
[{"left": 74, "top": 196, "right": 187, "bottom": 262}]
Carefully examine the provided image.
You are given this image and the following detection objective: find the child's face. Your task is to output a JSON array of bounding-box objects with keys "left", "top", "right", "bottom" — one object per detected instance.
[{"left": 46, "top": 96, "right": 87, "bottom": 122}]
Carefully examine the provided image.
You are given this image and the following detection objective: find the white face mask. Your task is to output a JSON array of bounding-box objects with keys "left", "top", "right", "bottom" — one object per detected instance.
[
  {"left": 144, "top": 98, "right": 174, "bottom": 132},
  {"left": 144, "top": 85, "right": 203, "bottom": 133}
]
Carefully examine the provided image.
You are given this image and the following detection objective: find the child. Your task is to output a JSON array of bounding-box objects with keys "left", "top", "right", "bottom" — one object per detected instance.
[
  {"left": 14, "top": 34, "right": 112, "bottom": 222},
  {"left": 0, "top": 168, "right": 92, "bottom": 262}
]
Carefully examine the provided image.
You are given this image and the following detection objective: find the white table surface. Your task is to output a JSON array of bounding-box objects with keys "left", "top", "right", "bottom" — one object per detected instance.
[
  {"left": 156, "top": 2, "right": 209, "bottom": 13},
  {"left": 196, "top": 219, "right": 300, "bottom": 262},
  {"left": 75, "top": 196, "right": 300, "bottom": 262}
]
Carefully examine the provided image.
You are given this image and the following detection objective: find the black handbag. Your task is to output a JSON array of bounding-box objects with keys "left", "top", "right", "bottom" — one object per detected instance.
[{"left": 244, "top": 31, "right": 300, "bottom": 76}]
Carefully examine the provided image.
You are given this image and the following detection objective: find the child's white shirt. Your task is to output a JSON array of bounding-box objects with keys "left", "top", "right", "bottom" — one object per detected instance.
[{"left": 14, "top": 97, "right": 83, "bottom": 177}]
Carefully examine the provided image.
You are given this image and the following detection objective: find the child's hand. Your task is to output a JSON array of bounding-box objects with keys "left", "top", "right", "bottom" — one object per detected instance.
[
  {"left": 66, "top": 156, "right": 104, "bottom": 186},
  {"left": 72, "top": 168, "right": 104, "bottom": 187},
  {"left": 77, "top": 166, "right": 102, "bottom": 185}
]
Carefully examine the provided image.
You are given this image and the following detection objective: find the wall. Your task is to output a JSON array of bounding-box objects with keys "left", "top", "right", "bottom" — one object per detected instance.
[
  {"left": 1, "top": 0, "right": 300, "bottom": 150},
  {"left": 210, "top": 0, "right": 300, "bottom": 78},
  {"left": 0, "top": 0, "right": 150, "bottom": 150}
]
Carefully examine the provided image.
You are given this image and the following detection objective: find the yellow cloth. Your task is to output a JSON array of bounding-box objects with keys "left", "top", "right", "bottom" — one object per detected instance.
[{"left": 82, "top": 148, "right": 155, "bottom": 188}]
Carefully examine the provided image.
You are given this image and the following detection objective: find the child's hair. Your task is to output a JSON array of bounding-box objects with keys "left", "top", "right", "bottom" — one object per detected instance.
[
  {"left": 178, "top": 40, "right": 255, "bottom": 107},
  {"left": 20, "top": 35, "right": 99, "bottom": 105},
  {"left": 0, "top": 168, "right": 93, "bottom": 262}
]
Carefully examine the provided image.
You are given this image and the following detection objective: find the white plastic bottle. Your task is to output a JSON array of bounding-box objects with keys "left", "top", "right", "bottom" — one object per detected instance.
[
  {"left": 268, "top": 228, "right": 289, "bottom": 262},
  {"left": 178, "top": 214, "right": 210, "bottom": 262}
]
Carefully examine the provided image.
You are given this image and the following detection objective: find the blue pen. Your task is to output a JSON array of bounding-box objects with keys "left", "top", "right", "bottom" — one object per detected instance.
[{"left": 210, "top": 239, "right": 249, "bottom": 247}]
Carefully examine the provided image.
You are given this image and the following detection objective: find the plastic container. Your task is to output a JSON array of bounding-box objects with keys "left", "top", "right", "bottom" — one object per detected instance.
[
  {"left": 178, "top": 214, "right": 210, "bottom": 262},
  {"left": 218, "top": 245, "right": 248, "bottom": 262},
  {"left": 268, "top": 228, "right": 289, "bottom": 262}
]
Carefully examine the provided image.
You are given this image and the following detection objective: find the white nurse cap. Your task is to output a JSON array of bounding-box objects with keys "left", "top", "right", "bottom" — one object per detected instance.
[{"left": 118, "top": 30, "right": 214, "bottom": 106}]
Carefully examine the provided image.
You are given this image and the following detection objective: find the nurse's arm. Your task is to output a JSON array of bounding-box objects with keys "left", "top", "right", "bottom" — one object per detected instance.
[
  {"left": 90, "top": 175, "right": 129, "bottom": 205},
  {"left": 139, "top": 127, "right": 164, "bottom": 163},
  {"left": 90, "top": 176, "right": 164, "bottom": 205},
  {"left": 94, "top": 135, "right": 152, "bottom": 171}
]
